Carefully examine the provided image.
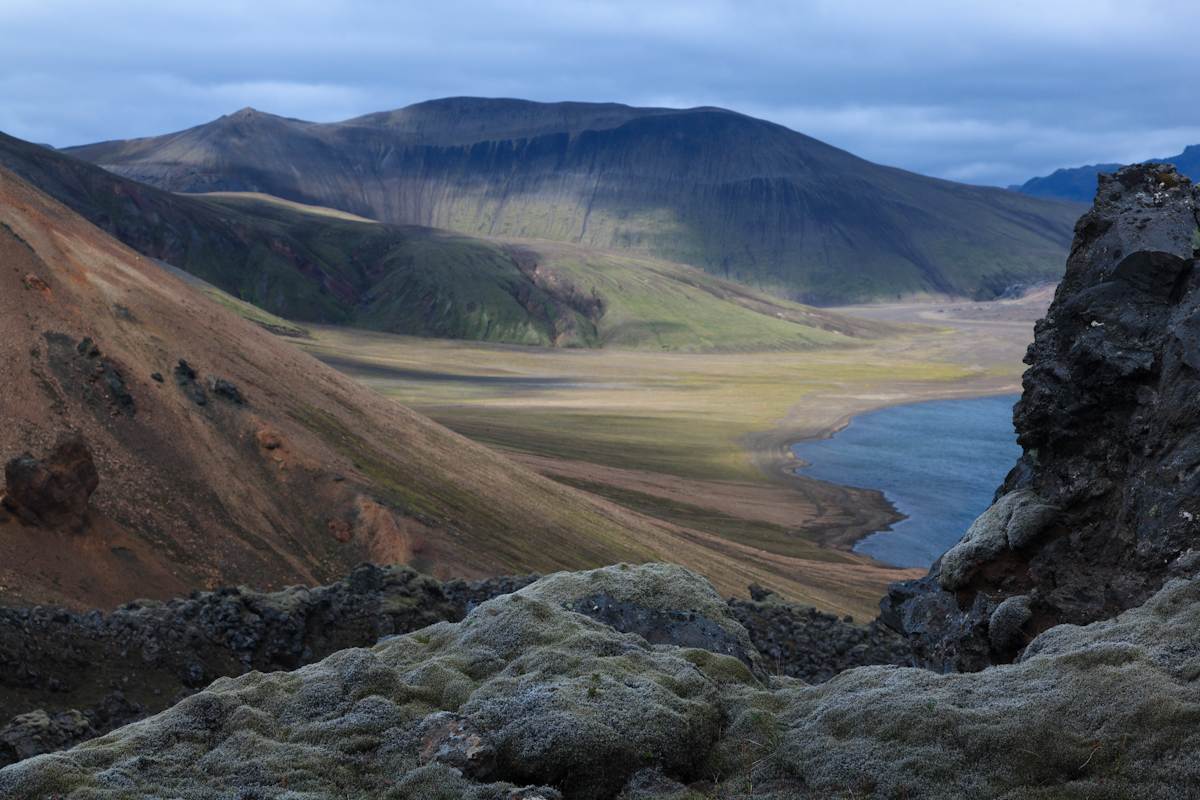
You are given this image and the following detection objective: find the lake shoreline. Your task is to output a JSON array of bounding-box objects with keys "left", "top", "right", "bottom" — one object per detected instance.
[
  {"left": 742, "top": 373, "right": 1025, "bottom": 556},
  {"left": 791, "top": 392, "right": 1022, "bottom": 568}
]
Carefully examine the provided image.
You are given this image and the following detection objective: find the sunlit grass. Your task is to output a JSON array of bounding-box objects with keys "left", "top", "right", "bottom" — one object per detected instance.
[{"left": 295, "top": 323, "right": 997, "bottom": 483}]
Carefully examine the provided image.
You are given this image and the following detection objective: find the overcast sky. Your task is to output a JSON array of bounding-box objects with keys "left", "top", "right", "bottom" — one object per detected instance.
[{"left": 2, "top": 0, "right": 1198, "bottom": 187}]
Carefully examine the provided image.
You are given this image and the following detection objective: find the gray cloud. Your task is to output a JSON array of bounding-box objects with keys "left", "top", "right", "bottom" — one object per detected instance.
[{"left": 2, "top": 0, "right": 1199, "bottom": 186}]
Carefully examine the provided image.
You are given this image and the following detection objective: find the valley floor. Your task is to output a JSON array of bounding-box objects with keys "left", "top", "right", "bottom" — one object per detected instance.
[{"left": 291, "top": 286, "right": 1050, "bottom": 619}]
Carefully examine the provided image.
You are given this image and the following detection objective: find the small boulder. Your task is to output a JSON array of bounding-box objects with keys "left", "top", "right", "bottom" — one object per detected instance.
[
  {"left": 0, "top": 710, "right": 93, "bottom": 768},
  {"left": 2, "top": 432, "right": 99, "bottom": 534},
  {"left": 173, "top": 359, "right": 207, "bottom": 405},
  {"left": 205, "top": 375, "right": 246, "bottom": 405}
]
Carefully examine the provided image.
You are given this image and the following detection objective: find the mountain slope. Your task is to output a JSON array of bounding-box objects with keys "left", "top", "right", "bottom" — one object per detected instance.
[
  {"left": 0, "top": 163, "right": 915, "bottom": 615},
  {"left": 0, "top": 131, "right": 896, "bottom": 351},
  {"left": 1009, "top": 144, "right": 1200, "bottom": 202},
  {"left": 0, "top": 165, "right": 707, "bottom": 606},
  {"left": 63, "top": 98, "right": 1087, "bottom": 304}
]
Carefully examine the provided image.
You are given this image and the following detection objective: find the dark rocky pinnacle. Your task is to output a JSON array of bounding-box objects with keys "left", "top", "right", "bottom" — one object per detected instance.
[{"left": 881, "top": 162, "right": 1200, "bottom": 673}]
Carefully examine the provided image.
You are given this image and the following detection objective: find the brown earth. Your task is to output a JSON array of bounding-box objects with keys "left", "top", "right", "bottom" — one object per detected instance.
[
  {"left": 506, "top": 453, "right": 901, "bottom": 560},
  {"left": 0, "top": 164, "right": 919, "bottom": 620}
]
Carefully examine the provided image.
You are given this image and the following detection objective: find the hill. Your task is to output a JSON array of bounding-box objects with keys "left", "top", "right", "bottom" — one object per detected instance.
[
  {"left": 62, "top": 98, "right": 1087, "bottom": 304},
  {"left": 0, "top": 131, "right": 895, "bottom": 350},
  {"left": 0, "top": 162, "right": 916, "bottom": 615},
  {"left": 1009, "top": 144, "right": 1200, "bottom": 202}
]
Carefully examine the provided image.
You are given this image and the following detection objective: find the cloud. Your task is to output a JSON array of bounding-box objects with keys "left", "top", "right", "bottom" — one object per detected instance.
[{"left": 2, "top": 0, "right": 1199, "bottom": 185}]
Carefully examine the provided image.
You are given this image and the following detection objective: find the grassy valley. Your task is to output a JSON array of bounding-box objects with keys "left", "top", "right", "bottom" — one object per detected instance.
[{"left": 277, "top": 293, "right": 1039, "bottom": 619}]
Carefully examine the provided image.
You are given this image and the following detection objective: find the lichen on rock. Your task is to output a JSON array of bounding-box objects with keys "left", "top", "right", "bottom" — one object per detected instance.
[
  {"left": 938, "top": 489, "right": 1055, "bottom": 591},
  {"left": 4, "top": 563, "right": 1200, "bottom": 799}
]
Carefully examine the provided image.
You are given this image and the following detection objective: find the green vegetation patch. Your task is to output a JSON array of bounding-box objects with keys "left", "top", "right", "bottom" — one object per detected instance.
[{"left": 425, "top": 407, "right": 762, "bottom": 482}]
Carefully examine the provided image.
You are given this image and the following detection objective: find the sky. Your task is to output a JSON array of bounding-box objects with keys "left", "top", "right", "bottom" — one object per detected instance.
[{"left": 2, "top": 0, "right": 1199, "bottom": 188}]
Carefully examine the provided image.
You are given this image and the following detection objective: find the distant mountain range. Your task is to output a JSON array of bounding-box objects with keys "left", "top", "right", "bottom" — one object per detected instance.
[
  {"left": 0, "top": 131, "right": 896, "bottom": 350},
  {"left": 1010, "top": 144, "right": 1200, "bottom": 203},
  {"left": 61, "top": 98, "right": 1086, "bottom": 304}
]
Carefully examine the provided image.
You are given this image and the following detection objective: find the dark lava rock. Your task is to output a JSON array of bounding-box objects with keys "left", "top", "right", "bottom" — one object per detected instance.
[
  {"left": 727, "top": 593, "right": 911, "bottom": 683},
  {"left": 563, "top": 594, "right": 755, "bottom": 671},
  {"left": 882, "top": 162, "right": 1200, "bottom": 673},
  {"left": 0, "top": 563, "right": 458, "bottom": 760},
  {"left": 0, "top": 567, "right": 910, "bottom": 766},
  {"left": 205, "top": 375, "right": 246, "bottom": 405},
  {"left": 102, "top": 363, "right": 135, "bottom": 416},
  {"left": 173, "top": 358, "right": 208, "bottom": 405},
  {"left": 1, "top": 432, "right": 99, "bottom": 534},
  {"left": 41, "top": 334, "right": 137, "bottom": 417},
  {"left": 442, "top": 573, "right": 542, "bottom": 613}
]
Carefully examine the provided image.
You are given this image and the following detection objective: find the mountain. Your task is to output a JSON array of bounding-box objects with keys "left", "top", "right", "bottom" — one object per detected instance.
[
  {"left": 62, "top": 98, "right": 1088, "bottom": 304},
  {"left": 0, "top": 131, "right": 895, "bottom": 351},
  {"left": 2, "top": 159, "right": 886, "bottom": 612},
  {"left": 1009, "top": 144, "right": 1200, "bottom": 202}
]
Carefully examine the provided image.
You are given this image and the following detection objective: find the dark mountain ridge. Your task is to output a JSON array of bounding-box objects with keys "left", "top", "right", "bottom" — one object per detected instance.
[
  {"left": 1011, "top": 144, "right": 1200, "bottom": 202},
  {"left": 0, "top": 130, "right": 890, "bottom": 350},
  {"left": 64, "top": 98, "right": 1087, "bottom": 304}
]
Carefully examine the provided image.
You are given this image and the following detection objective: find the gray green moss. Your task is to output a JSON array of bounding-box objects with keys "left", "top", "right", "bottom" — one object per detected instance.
[{"left": 4, "top": 563, "right": 1200, "bottom": 799}]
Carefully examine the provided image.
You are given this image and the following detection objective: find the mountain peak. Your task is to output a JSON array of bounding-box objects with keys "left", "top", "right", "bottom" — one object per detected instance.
[{"left": 61, "top": 98, "right": 1084, "bottom": 304}]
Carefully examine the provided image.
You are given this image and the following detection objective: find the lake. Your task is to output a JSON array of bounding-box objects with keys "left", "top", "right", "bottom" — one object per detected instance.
[{"left": 790, "top": 394, "right": 1022, "bottom": 569}]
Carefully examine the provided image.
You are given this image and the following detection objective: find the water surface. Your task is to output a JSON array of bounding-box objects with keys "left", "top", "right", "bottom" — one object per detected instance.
[{"left": 790, "top": 394, "right": 1022, "bottom": 569}]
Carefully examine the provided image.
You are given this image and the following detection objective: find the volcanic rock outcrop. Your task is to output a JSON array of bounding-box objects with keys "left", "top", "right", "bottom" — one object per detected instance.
[
  {"left": 1, "top": 433, "right": 98, "bottom": 534},
  {"left": 882, "top": 162, "right": 1200, "bottom": 672},
  {"left": 0, "top": 566, "right": 908, "bottom": 768},
  {"left": 5, "top": 562, "right": 1200, "bottom": 798}
]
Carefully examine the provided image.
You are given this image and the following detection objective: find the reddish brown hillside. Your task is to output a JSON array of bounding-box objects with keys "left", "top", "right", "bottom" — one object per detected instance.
[
  {"left": 0, "top": 164, "right": 921, "bottom": 618},
  {"left": 0, "top": 164, "right": 679, "bottom": 610}
]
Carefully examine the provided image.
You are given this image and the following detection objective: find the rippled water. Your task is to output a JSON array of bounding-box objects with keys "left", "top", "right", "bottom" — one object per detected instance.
[{"left": 790, "top": 394, "right": 1022, "bottom": 569}]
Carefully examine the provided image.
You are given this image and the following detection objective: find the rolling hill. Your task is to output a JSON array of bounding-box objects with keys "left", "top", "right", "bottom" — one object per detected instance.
[
  {"left": 0, "top": 131, "right": 899, "bottom": 351},
  {"left": 0, "top": 161, "right": 916, "bottom": 616},
  {"left": 62, "top": 98, "right": 1088, "bottom": 304}
]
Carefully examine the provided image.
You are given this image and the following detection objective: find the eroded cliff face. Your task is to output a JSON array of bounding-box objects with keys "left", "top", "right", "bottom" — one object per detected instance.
[{"left": 882, "top": 162, "right": 1200, "bottom": 673}]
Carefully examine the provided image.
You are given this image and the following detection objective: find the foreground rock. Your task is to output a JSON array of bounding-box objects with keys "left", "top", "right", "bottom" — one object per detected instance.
[
  {"left": 0, "top": 565, "right": 904, "bottom": 767},
  {"left": 2, "top": 562, "right": 1199, "bottom": 799},
  {"left": 883, "top": 162, "right": 1200, "bottom": 672}
]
